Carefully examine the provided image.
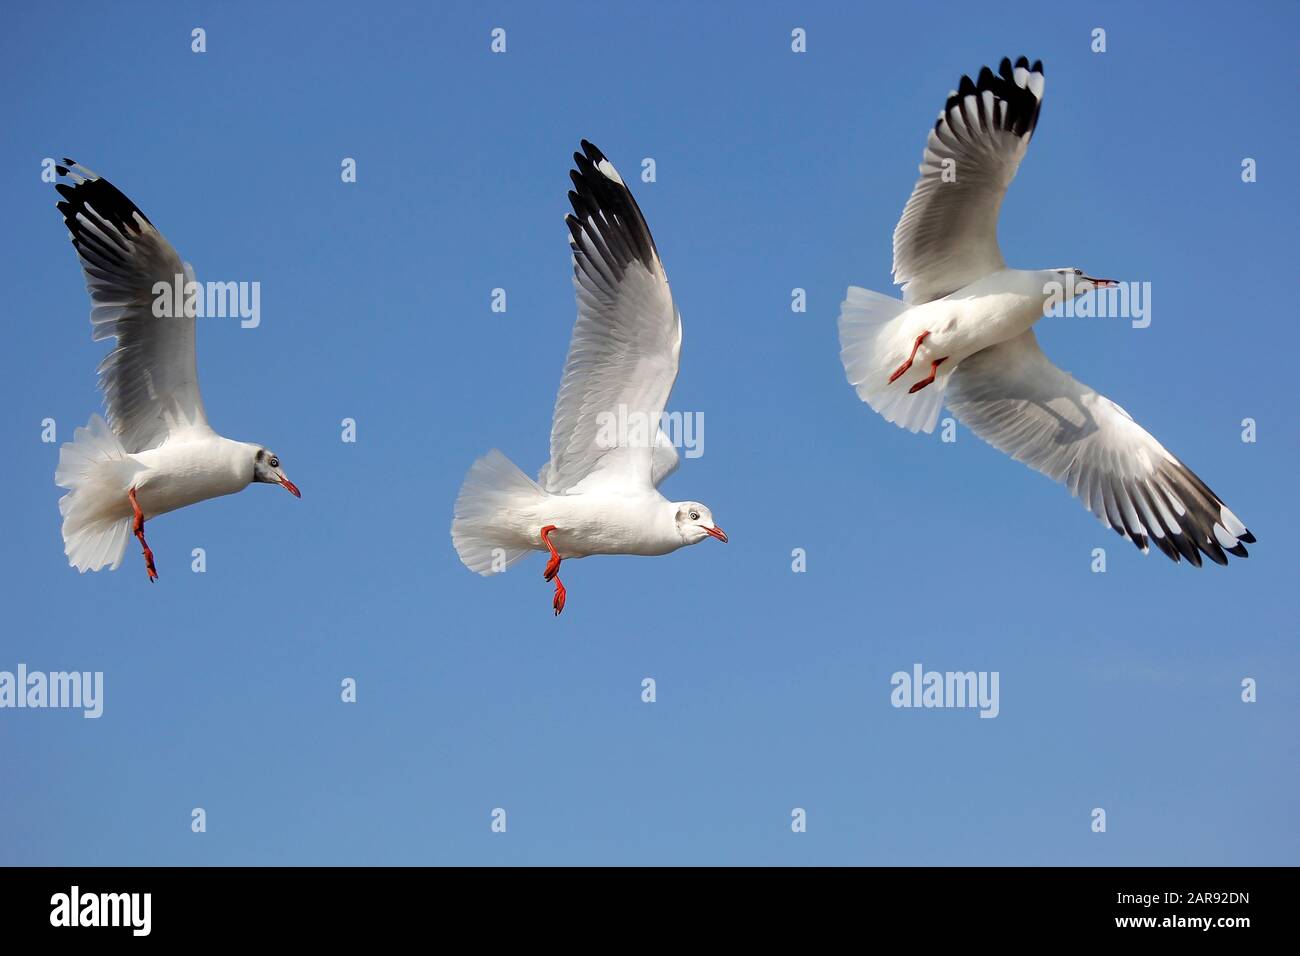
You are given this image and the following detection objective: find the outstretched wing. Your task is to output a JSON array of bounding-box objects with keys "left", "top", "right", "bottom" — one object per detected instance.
[
  {"left": 542, "top": 140, "right": 681, "bottom": 495},
  {"left": 893, "top": 56, "right": 1045, "bottom": 304},
  {"left": 946, "top": 330, "right": 1254, "bottom": 565},
  {"left": 541, "top": 428, "right": 679, "bottom": 489},
  {"left": 56, "top": 161, "right": 211, "bottom": 453}
]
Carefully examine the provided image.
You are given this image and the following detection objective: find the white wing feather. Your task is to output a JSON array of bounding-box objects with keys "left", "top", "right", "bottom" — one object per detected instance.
[
  {"left": 56, "top": 161, "right": 212, "bottom": 452},
  {"left": 946, "top": 330, "right": 1254, "bottom": 565},
  {"left": 893, "top": 57, "right": 1045, "bottom": 304},
  {"left": 542, "top": 141, "right": 681, "bottom": 494}
]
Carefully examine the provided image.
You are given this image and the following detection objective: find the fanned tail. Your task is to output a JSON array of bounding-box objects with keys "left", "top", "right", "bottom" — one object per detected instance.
[
  {"left": 55, "top": 415, "right": 138, "bottom": 572},
  {"left": 451, "top": 449, "right": 546, "bottom": 576},
  {"left": 838, "top": 285, "right": 950, "bottom": 434}
]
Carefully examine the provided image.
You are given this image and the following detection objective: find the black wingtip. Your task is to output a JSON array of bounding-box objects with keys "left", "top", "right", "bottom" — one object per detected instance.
[
  {"left": 566, "top": 140, "right": 658, "bottom": 275},
  {"left": 1203, "top": 539, "right": 1230, "bottom": 566},
  {"left": 53, "top": 163, "right": 154, "bottom": 244},
  {"left": 945, "top": 56, "right": 1043, "bottom": 140},
  {"left": 1149, "top": 532, "right": 1180, "bottom": 563},
  {"left": 563, "top": 211, "right": 584, "bottom": 245},
  {"left": 1240, "top": 530, "right": 1257, "bottom": 544}
]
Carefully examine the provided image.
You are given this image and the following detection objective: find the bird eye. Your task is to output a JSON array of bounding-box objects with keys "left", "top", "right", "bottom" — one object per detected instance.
[
  {"left": 1073, "top": 269, "right": 1082, "bottom": 276},
  {"left": 269, "top": 457, "right": 279, "bottom": 469},
  {"left": 689, "top": 510, "right": 700, "bottom": 521}
]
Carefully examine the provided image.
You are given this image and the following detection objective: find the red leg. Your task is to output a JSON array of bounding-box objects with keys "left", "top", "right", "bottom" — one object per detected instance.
[
  {"left": 889, "top": 330, "right": 930, "bottom": 384},
  {"left": 908, "top": 356, "right": 949, "bottom": 394},
  {"left": 540, "top": 525, "right": 561, "bottom": 581},
  {"left": 552, "top": 576, "right": 567, "bottom": 616},
  {"left": 540, "top": 525, "right": 566, "bottom": 615},
  {"left": 128, "top": 487, "right": 158, "bottom": 582}
]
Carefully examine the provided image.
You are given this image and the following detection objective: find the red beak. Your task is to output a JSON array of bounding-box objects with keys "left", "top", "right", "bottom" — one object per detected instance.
[
  {"left": 1087, "top": 276, "right": 1118, "bottom": 288},
  {"left": 705, "top": 525, "right": 728, "bottom": 543},
  {"left": 280, "top": 477, "right": 301, "bottom": 498}
]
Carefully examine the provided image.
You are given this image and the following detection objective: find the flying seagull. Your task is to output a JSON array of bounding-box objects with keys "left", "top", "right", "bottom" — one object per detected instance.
[
  {"left": 837, "top": 58, "right": 1254, "bottom": 565},
  {"left": 53, "top": 161, "right": 301, "bottom": 580},
  {"left": 452, "top": 140, "right": 727, "bottom": 614}
]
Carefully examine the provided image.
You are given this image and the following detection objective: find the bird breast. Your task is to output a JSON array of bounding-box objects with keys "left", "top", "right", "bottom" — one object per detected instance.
[
  {"left": 130, "top": 440, "right": 252, "bottom": 518},
  {"left": 919, "top": 284, "right": 1045, "bottom": 363},
  {"left": 540, "top": 493, "right": 680, "bottom": 558}
]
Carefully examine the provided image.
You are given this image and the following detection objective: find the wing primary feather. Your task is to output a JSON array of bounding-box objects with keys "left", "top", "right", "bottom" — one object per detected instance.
[
  {"left": 948, "top": 330, "right": 1252, "bottom": 566},
  {"left": 543, "top": 142, "right": 681, "bottom": 494}
]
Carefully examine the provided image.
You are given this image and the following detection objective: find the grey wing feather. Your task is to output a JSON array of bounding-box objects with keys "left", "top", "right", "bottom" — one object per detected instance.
[
  {"left": 55, "top": 161, "right": 211, "bottom": 452},
  {"left": 947, "top": 330, "right": 1254, "bottom": 565}
]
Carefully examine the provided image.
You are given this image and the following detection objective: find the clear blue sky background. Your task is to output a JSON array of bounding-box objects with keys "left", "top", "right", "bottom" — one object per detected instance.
[{"left": 1, "top": 1, "right": 1295, "bottom": 866}]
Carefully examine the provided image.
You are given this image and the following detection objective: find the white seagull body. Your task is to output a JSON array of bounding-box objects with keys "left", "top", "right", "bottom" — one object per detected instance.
[
  {"left": 451, "top": 141, "right": 726, "bottom": 614},
  {"left": 53, "top": 161, "right": 301, "bottom": 580},
  {"left": 838, "top": 57, "right": 1254, "bottom": 566}
]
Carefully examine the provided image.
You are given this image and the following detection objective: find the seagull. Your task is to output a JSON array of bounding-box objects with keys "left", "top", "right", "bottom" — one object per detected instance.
[
  {"left": 451, "top": 140, "right": 727, "bottom": 615},
  {"left": 837, "top": 57, "right": 1254, "bottom": 566},
  {"left": 53, "top": 161, "right": 301, "bottom": 580}
]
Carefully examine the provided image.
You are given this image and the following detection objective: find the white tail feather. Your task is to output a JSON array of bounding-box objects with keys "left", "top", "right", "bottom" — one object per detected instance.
[
  {"left": 451, "top": 449, "right": 546, "bottom": 576},
  {"left": 838, "top": 285, "right": 951, "bottom": 434},
  {"left": 55, "top": 415, "right": 138, "bottom": 572}
]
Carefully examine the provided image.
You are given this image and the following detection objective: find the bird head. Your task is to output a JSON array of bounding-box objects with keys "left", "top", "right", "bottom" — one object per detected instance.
[
  {"left": 674, "top": 502, "right": 727, "bottom": 545},
  {"left": 253, "top": 448, "right": 301, "bottom": 497},
  {"left": 1055, "top": 267, "right": 1118, "bottom": 296}
]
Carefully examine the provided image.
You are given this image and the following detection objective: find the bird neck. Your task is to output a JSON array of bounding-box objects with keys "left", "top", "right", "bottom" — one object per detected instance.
[
  {"left": 651, "top": 498, "right": 691, "bottom": 552},
  {"left": 232, "top": 441, "right": 263, "bottom": 486}
]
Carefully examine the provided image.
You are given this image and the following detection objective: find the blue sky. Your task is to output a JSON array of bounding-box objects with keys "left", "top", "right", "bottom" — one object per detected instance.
[{"left": 1, "top": 0, "right": 1296, "bottom": 865}]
